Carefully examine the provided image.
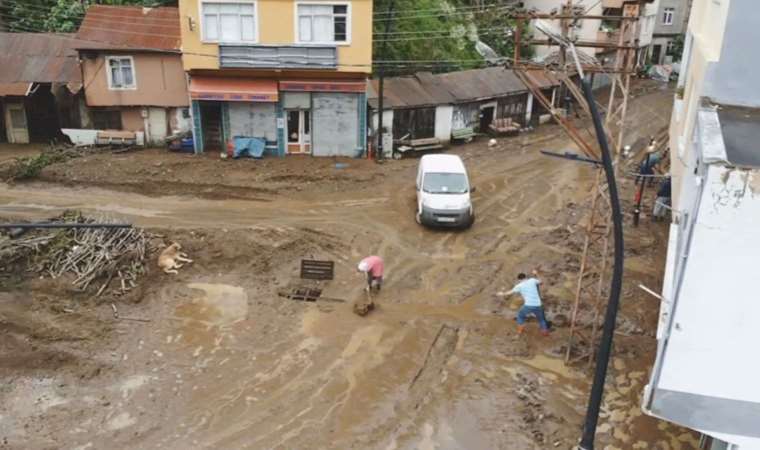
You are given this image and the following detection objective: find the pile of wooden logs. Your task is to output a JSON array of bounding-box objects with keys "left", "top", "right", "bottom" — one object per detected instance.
[{"left": 0, "top": 213, "right": 155, "bottom": 297}]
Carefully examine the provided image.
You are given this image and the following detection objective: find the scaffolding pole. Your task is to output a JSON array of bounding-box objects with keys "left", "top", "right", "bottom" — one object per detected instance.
[{"left": 510, "top": 1, "right": 641, "bottom": 365}]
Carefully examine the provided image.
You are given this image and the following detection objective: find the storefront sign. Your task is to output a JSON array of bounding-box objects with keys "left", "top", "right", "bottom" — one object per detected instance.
[
  {"left": 279, "top": 80, "right": 366, "bottom": 93},
  {"left": 190, "top": 92, "right": 278, "bottom": 102}
]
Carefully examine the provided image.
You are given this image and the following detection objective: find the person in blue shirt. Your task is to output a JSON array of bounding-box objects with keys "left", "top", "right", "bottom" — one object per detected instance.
[{"left": 500, "top": 270, "right": 550, "bottom": 336}]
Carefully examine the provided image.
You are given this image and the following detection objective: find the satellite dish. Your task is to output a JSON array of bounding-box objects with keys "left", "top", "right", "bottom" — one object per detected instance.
[{"left": 475, "top": 40, "right": 501, "bottom": 65}]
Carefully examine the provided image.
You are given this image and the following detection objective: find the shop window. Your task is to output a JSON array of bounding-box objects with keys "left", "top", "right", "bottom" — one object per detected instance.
[
  {"left": 202, "top": 1, "right": 257, "bottom": 43},
  {"left": 297, "top": 3, "right": 349, "bottom": 44},
  {"left": 92, "top": 110, "right": 123, "bottom": 130}
]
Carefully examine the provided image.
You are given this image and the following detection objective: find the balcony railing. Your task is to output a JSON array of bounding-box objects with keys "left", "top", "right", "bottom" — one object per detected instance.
[{"left": 219, "top": 44, "right": 337, "bottom": 70}]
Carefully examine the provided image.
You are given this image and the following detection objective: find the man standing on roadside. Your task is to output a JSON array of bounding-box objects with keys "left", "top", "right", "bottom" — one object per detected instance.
[
  {"left": 499, "top": 269, "right": 550, "bottom": 336},
  {"left": 652, "top": 175, "right": 672, "bottom": 221}
]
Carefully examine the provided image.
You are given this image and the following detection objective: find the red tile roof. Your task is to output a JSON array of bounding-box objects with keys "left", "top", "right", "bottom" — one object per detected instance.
[{"left": 75, "top": 5, "right": 180, "bottom": 52}]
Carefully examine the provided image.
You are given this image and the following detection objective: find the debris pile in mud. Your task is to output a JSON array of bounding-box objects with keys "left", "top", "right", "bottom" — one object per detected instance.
[{"left": 0, "top": 212, "right": 154, "bottom": 298}]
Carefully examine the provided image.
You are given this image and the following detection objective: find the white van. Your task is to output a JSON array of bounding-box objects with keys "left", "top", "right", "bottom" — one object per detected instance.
[{"left": 415, "top": 154, "right": 475, "bottom": 228}]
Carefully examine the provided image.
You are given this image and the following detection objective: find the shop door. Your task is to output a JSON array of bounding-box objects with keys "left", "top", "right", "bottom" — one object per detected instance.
[
  {"left": 286, "top": 110, "right": 311, "bottom": 154},
  {"left": 4, "top": 103, "right": 29, "bottom": 144},
  {"left": 651, "top": 45, "right": 662, "bottom": 65},
  {"left": 148, "top": 108, "right": 167, "bottom": 145},
  {"left": 479, "top": 105, "right": 495, "bottom": 132}
]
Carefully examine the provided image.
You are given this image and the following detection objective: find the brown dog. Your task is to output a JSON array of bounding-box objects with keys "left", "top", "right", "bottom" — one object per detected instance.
[{"left": 158, "top": 242, "right": 193, "bottom": 274}]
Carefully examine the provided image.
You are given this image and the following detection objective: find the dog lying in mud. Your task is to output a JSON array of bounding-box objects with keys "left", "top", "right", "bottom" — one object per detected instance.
[{"left": 158, "top": 242, "right": 193, "bottom": 274}]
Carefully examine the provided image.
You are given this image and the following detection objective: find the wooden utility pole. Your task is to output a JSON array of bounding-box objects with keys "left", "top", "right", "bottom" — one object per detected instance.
[{"left": 376, "top": 0, "right": 396, "bottom": 162}]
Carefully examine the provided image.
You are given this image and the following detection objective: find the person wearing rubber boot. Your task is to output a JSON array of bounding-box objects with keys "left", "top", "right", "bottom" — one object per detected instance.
[
  {"left": 500, "top": 269, "right": 550, "bottom": 336},
  {"left": 357, "top": 255, "right": 384, "bottom": 293}
]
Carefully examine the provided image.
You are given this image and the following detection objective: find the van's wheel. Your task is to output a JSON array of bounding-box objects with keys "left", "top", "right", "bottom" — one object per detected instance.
[
  {"left": 392, "top": 151, "right": 402, "bottom": 160},
  {"left": 464, "top": 213, "right": 475, "bottom": 229}
]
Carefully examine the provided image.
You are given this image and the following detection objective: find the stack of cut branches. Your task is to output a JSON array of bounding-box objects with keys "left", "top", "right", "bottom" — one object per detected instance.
[
  {"left": 1, "top": 213, "right": 156, "bottom": 297},
  {"left": 0, "top": 234, "right": 58, "bottom": 265}
]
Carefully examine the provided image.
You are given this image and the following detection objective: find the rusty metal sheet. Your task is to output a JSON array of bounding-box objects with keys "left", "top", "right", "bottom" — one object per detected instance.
[
  {"left": 0, "top": 33, "right": 84, "bottom": 85},
  {"left": 522, "top": 69, "right": 561, "bottom": 89},
  {"left": 0, "top": 82, "right": 31, "bottom": 96},
  {"left": 368, "top": 76, "right": 451, "bottom": 109},
  {"left": 435, "top": 66, "right": 527, "bottom": 103},
  {"left": 75, "top": 5, "right": 180, "bottom": 52}
]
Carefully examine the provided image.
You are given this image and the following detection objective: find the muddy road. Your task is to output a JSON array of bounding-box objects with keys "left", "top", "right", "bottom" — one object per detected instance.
[{"left": 0, "top": 83, "right": 697, "bottom": 449}]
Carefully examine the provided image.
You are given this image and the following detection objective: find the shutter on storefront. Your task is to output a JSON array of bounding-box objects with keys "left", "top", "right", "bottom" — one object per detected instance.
[{"left": 312, "top": 93, "right": 359, "bottom": 157}]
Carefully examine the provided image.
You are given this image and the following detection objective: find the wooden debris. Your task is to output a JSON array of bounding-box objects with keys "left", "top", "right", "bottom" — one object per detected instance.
[
  {"left": 0, "top": 212, "right": 155, "bottom": 297},
  {"left": 353, "top": 290, "right": 375, "bottom": 316}
]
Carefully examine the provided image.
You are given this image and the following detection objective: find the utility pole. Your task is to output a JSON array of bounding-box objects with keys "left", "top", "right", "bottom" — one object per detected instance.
[
  {"left": 376, "top": 0, "right": 395, "bottom": 162},
  {"left": 511, "top": 1, "right": 641, "bottom": 448}
]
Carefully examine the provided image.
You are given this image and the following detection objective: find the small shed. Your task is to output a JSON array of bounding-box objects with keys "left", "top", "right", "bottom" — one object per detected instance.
[
  {"left": 0, "top": 33, "right": 87, "bottom": 144},
  {"left": 367, "top": 75, "right": 454, "bottom": 144},
  {"left": 368, "top": 66, "right": 560, "bottom": 154},
  {"left": 435, "top": 67, "right": 529, "bottom": 134}
]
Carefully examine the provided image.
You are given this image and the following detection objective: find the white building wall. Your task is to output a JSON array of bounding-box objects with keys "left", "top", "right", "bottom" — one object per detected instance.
[
  {"left": 639, "top": 1, "right": 659, "bottom": 48},
  {"left": 522, "top": 0, "right": 602, "bottom": 60}
]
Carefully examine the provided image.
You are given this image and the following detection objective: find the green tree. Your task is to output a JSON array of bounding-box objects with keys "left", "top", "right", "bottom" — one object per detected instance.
[
  {"left": 2, "top": 0, "right": 175, "bottom": 33},
  {"left": 373, "top": 0, "right": 530, "bottom": 74},
  {"left": 669, "top": 35, "right": 685, "bottom": 62}
]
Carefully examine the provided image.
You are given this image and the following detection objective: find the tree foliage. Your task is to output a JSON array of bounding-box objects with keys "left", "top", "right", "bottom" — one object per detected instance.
[
  {"left": 2, "top": 0, "right": 175, "bottom": 33},
  {"left": 669, "top": 34, "right": 685, "bottom": 62},
  {"left": 373, "top": 0, "right": 531, "bottom": 74}
]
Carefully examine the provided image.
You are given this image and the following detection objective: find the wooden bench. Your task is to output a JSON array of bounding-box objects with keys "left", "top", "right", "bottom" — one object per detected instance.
[
  {"left": 451, "top": 127, "right": 475, "bottom": 142},
  {"left": 393, "top": 137, "right": 443, "bottom": 159}
]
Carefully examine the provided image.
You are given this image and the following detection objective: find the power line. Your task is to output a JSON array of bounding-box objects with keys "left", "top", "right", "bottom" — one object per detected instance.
[
  {"left": 0, "top": 9, "right": 515, "bottom": 43},
  {"left": 373, "top": 1, "right": 521, "bottom": 16},
  {"left": 0, "top": 0, "right": 520, "bottom": 26},
  {"left": 0, "top": 16, "right": 512, "bottom": 69},
  {"left": 373, "top": 5, "right": 521, "bottom": 22}
]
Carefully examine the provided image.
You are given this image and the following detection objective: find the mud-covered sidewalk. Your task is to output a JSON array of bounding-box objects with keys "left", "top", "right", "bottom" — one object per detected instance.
[{"left": 0, "top": 82, "right": 698, "bottom": 449}]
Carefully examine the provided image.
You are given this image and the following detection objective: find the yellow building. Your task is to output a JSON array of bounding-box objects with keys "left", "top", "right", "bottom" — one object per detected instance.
[{"left": 178, "top": 0, "right": 373, "bottom": 155}]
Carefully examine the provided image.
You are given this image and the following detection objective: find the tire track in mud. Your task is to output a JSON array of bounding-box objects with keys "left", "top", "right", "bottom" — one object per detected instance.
[{"left": 1, "top": 86, "right": 682, "bottom": 450}]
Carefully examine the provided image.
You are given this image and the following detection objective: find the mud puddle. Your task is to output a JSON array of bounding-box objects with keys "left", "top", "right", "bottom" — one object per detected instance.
[{"left": 177, "top": 283, "right": 249, "bottom": 327}]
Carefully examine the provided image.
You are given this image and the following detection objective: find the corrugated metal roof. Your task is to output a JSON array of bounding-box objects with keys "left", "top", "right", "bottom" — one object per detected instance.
[
  {"left": 368, "top": 76, "right": 452, "bottom": 109},
  {"left": 75, "top": 5, "right": 180, "bottom": 52},
  {"left": 523, "top": 69, "right": 561, "bottom": 89},
  {"left": 0, "top": 33, "right": 84, "bottom": 85},
  {"left": 435, "top": 66, "right": 526, "bottom": 103},
  {"left": 368, "top": 66, "right": 558, "bottom": 109}
]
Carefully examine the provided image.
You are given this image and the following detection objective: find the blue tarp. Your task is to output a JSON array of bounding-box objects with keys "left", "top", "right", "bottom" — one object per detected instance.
[{"left": 233, "top": 137, "right": 266, "bottom": 159}]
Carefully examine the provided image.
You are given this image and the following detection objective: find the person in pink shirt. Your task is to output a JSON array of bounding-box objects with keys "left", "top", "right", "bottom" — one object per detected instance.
[{"left": 357, "top": 255, "right": 384, "bottom": 293}]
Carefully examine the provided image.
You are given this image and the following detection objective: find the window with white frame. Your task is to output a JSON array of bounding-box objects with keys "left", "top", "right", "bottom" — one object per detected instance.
[
  {"left": 297, "top": 3, "right": 349, "bottom": 44},
  {"left": 663, "top": 7, "right": 674, "bottom": 25},
  {"left": 107, "top": 56, "right": 136, "bottom": 90},
  {"left": 202, "top": 1, "right": 257, "bottom": 42}
]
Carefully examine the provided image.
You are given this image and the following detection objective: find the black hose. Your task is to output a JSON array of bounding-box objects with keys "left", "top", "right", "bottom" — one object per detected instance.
[
  {"left": 0, "top": 224, "right": 132, "bottom": 229},
  {"left": 577, "top": 79, "right": 625, "bottom": 450}
]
